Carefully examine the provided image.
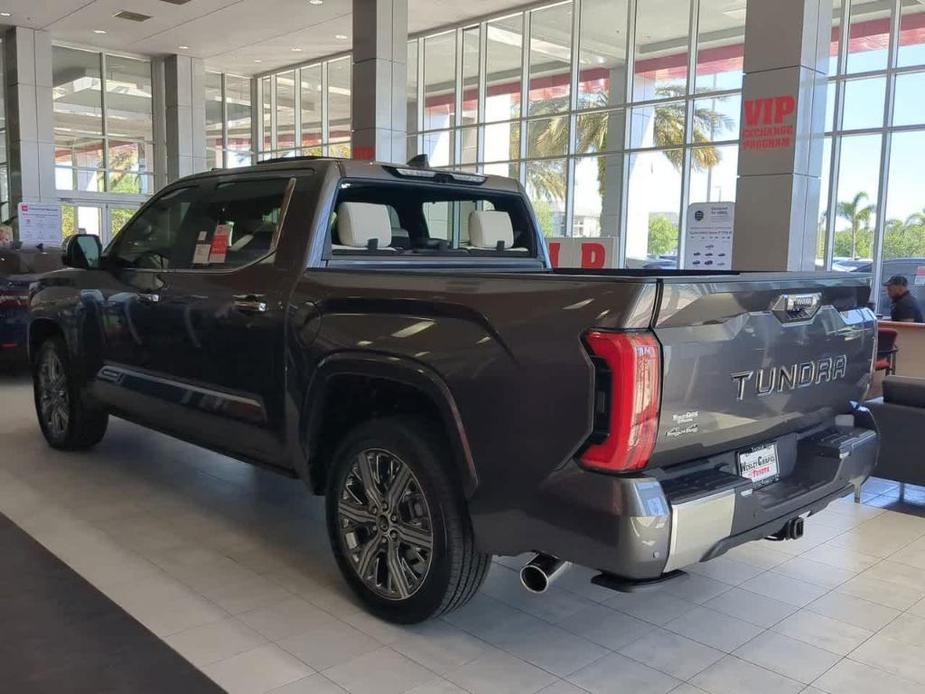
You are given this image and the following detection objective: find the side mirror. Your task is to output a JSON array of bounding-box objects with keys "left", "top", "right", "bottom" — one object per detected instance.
[{"left": 63, "top": 234, "right": 103, "bottom": 270}]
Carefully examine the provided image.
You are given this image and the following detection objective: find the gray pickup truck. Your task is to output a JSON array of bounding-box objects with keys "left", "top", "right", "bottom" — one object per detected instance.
[{"left": 29, "top": 157, "right": 878, "bottom": 623}]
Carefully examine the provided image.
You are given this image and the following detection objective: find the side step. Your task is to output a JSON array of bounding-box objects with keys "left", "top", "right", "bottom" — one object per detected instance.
[{"left": 591, "top": 569, "right": 687, "bottom": 593}]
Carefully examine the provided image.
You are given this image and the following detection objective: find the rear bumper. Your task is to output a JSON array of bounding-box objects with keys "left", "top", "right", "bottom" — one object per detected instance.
[{"left": 480, "top": 410, "right": 878, "bottom": 580}]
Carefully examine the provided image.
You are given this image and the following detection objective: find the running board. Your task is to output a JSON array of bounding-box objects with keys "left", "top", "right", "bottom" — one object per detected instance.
[{"left": 591, "top": 569, "right": 687, "bottom": 593}]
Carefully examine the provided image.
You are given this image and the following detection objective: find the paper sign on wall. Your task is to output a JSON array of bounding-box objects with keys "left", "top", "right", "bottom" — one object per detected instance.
[
  {"left": 684, "top": 203, "right": 735, "bottom": 270},
  {"left": 915, "top": 267, "right": 925, "bottom": 287},
  {"left": 547, "top": 237, "right": 619, "bottom": 269},
  {"left": 18, "top": 203, "right": 63, "bottom": 247}
]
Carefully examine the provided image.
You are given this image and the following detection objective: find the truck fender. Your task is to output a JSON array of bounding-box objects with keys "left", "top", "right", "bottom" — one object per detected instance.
[{"left": 297, "top": 351, "right": 479, "bottom": 497}]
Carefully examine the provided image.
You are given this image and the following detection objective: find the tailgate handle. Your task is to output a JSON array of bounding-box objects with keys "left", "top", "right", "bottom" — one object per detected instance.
[{"left": 772, "top": 293, "right": 822, "bottom": 323}]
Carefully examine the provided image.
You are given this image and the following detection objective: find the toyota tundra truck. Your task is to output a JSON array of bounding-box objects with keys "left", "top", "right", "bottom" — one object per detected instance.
[{"left": 28, "top": 157, "right": 878, "bottom": 623}]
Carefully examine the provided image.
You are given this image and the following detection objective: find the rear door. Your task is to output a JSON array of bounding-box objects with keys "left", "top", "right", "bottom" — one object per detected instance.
[{"left": 650, "top": 274, "right": 876, "bottom": 468}]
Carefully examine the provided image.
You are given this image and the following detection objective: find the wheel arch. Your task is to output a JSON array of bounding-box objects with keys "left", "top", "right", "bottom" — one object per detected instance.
[
  {"left": 298, "top": 352, "right": 478, "bottom": 499},
  {"left": 27, "top": 318, "right": 66, "bottom": 364}
]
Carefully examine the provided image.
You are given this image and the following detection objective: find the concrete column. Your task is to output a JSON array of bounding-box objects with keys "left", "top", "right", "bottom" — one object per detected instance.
[
  {"left": 163, "top": 55, "right": 206, "bottom": 182},
  {"left": 4, "top": 26, "right": 56, "bottom": 208},
  {"left": 351, "top": 0, "right": 407, "bottom": 163},
  {"left": 732, "top": 0, "right": 832, "bottom": 270}
]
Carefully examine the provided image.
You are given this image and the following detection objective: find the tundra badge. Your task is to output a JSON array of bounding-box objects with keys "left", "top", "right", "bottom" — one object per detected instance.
[{"left": 731, "top": 355, "right": 848, "bottom": 400}]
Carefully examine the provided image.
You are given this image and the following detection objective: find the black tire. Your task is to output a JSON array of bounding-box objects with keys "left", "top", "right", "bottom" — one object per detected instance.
[
  {"left": 33, "top": 336, "right": 108, "bottom": 450},
  {"left": 326, "top": 416, "right": 490, "bottom": 624}
]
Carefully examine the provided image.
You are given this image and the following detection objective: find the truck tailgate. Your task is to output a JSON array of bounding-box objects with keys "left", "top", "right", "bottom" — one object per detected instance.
[{"left": 649, "top": 273, "right": 876, "bottom": 468}]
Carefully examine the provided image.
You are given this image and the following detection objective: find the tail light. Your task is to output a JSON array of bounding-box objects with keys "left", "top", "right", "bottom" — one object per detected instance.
[
  {"left": 580, "top": 331, "right": 662, "bottom": 473},
  {"left": 0, "top": 283, "right": 29, "bottom": 308}
]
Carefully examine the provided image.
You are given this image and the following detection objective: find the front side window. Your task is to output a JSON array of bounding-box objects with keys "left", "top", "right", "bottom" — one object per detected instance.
[
  {"left": 107, "top": 186, "right": 201, "bottom": 269},
  {"left": 107, "top": 177, "right": 292, "bottom": 271}
]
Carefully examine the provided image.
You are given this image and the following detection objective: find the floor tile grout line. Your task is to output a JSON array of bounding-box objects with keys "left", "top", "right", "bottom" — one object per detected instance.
[{"left": 4, "top": 398, "right": 925, "bottom": 694}]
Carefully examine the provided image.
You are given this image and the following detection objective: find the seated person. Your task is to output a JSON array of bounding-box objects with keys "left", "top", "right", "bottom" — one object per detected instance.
[{"left": 884, "top": 275, "right": 924, "bottom": 323}]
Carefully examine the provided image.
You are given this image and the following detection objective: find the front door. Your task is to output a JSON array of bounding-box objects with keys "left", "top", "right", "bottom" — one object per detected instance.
[
  {"left": 130, "top": 175, "right": 300, "bottom": 464},
  {"left": 90, "top": 185, "right": 208, "bottom": 426}
]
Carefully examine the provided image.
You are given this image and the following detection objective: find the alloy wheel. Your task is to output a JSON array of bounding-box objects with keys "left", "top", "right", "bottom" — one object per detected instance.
[
  {"left": 337, "top": 448, "right": 434, "bottom": 600},
  {"left": 38, "top": 350, "right": 69, "bottom": 439}
]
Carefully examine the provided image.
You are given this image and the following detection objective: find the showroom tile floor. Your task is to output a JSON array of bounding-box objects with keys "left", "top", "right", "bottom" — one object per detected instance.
[{"left": 2, "top": 374, "right": 925, "bottom": 694}]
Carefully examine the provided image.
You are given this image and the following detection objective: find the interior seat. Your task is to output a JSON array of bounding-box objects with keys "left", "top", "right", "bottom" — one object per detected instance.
[
  {"left": 466, "top": 210, "right": 527, "bottom": 252},
  {"left": 332, "top": 202, "right": 396, "bottom": 252}
]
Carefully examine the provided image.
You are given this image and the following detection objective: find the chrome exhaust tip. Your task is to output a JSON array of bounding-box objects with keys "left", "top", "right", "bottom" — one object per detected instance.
[{"left": 520, "top": 554, "right": 572, "bottom": 593}]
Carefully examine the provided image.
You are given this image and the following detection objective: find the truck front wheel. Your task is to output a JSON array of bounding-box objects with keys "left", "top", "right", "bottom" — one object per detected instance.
[
  {"left": 326, "top": 416, "right": 489, "bottom": 623},
  {"left": 33, "top": 336, "right": 108, "bottom": 450}
]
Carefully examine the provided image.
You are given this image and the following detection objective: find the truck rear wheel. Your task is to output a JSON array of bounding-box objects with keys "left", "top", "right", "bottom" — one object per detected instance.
[
  {"left": 326, "top": 416, "right": 489, "bottom": 623},
  {"left": 33, "top": 336, "right": 108, "bottom": 450}
]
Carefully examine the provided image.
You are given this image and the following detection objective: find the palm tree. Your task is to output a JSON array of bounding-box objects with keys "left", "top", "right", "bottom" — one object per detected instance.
[
  {"left": 905, "top": 207, "right": 925, "bottom": 227},
  {"left": 835, "top": 192, "right": 875, "bottom": 260},
  {"left": 526, "top": 86, "right": 734, "bottom": 227}
]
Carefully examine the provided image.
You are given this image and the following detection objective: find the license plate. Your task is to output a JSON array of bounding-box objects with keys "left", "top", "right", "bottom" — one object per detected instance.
[{"left": 738, "top": 444, "right": 779, "bottom": 486}]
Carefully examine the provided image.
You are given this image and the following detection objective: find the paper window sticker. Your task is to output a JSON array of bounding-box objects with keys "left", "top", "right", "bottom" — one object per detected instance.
[
  {"left": 198, "top": 231, "right": 207, "bottom": 242},
  {"left": 193, "top": 243, "right": 212, "bottom": 265},
  {"left": 209, "top": 224, "right": 231, "bottom": 263}
]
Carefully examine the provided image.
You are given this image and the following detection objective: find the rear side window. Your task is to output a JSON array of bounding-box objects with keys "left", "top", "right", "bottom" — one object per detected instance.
[
  {"left": 328, "top": 181, "right": 535, "bottom": 257},
  {"left": 187, "top": 178, "right": 294, "bottom": 270}
]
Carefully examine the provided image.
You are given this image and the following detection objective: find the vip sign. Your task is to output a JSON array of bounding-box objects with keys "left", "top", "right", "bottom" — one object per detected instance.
[
  {"left": 741, "top": 95, "right": 796, "bottom": 152},
  {"left": 547, "top": 237, "right": 618, "bottom": 269}
]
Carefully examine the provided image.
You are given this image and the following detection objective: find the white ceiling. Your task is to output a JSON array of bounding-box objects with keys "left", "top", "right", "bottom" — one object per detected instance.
[{"left": 0, "top": 0, "right": 547, "bottom": 75}]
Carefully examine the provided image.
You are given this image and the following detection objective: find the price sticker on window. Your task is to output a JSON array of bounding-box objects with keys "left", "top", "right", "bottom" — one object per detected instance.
[{"left": 209, "top": 224, "right": 231, "bottom": 264}]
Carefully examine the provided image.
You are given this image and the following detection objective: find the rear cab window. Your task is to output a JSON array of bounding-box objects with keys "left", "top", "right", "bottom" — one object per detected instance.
[{"left": 324, "top": 173, "right": 538, "bottom": 261}]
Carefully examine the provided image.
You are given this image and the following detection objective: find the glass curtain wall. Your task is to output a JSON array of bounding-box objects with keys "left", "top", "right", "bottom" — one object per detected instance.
[
  {"left": 257, "top": 56, "right": 352, "bottom": 160},
  {"left": 817, "top": 0, "right": 925, "bottom": 314},
  {"left": 206, "top": 71, "right": 255, "bottom": 168},
  {"left": 407, "top": 0, "right": 746, "bottom": 267},
  {"left": 52, "top": 47, "right": 154, "bottom": 195}
]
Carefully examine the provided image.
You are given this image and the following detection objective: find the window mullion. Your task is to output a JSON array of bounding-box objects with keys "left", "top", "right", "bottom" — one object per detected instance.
[
  {"left": 101, "top": 52, "right": 109, "bottom": 190},
  {"left": 518, "top": 10, "right": 530, "bottom": 183},
  {"left": 871, "top": 0, "right": 903, "bottom": 290},
  {"left": 618, "top": 0, "right": 638, "bottom": 267}
]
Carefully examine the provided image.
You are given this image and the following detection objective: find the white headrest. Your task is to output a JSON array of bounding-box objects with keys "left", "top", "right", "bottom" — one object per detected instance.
[
  {"left": 337, "top": 202, "right": 392, "bottom": 248},
  {"left": 469, "top": 210, "right": 514, "bottom": 249}
]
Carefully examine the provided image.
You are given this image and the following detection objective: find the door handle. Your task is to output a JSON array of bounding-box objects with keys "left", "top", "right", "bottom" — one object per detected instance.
[
  {"left": 233, "top": 294, "right": 268, "bottom": 313},
  {"left": 137, "top": 292, "right": 160, "bottom": 304}
]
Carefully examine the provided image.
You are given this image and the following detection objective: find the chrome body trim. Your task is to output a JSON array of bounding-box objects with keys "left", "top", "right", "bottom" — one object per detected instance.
[{"left": 664, "top": 488, "right": 736, "bottom": 573}]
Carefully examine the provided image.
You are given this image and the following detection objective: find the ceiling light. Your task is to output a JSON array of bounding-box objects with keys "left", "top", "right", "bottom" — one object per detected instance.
[
  {"left": 94, "top": 29, "right": 107, "bottom": 34},
  {"left": 291, "top": 47, "right": 303, "bottom": 52},
  {"left": 308, "top": 0, "right": 323, "bottom": 4},
  {"left": 0, "top": 12, "right": 11, "bottom": 17},
  {"left": 178, "top": 45, "right": 190, "bottom": 50},
  {"left": 335, "top": 34, "right": 348, "bottom": 40},
  {"left": 254, "top": 59, "right": 262, "bottom": 63}
]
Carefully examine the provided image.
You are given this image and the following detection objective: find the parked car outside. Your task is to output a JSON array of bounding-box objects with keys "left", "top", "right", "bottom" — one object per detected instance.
[{"left": 1, "top": 244, "right": 62, "bottom": 365}]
